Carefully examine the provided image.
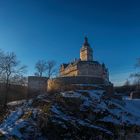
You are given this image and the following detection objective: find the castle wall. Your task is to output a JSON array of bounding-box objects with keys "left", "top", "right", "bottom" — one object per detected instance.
[
  {"left": 60, "top": 64, "right": 78, "bottom": 76},
  {"left": 47, "top": 76, "right": 105, "bottom": 92},
  {"left": 27, "top": 38, "right": 112, "bottom": 95},
  {"left": 77, "top": 62, "right": 103, "bottom": 78},
  {"left": 60, "top": 61, "right": 109, "bottom": 82},
  {"left": 28, "top": 76, "right": 48, "bottom": 97}
]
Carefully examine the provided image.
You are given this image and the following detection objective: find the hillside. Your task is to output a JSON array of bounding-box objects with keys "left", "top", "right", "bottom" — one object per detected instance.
[{"left": 0, "top": 89, "right": 140, "bottom": 140}]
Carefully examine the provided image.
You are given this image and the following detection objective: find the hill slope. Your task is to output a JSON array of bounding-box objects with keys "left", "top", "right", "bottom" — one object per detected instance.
[{"left": 0, "top": 90, "right": 140, "bottom": 139}]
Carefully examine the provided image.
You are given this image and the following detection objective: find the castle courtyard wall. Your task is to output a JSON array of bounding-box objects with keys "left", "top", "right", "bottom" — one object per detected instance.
[
  {"left": 47, "top": 76, "right": 105, "bottom": 92},
  {"left": 77, "top": 62, "right": 103, "bottom": 78},
  {"left": 28, "top": 76, "right": 48, "bottom": 97}
]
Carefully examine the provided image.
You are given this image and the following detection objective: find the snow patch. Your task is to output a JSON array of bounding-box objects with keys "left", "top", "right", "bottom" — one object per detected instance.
[{"left": 7, "top": 100, "right": 26, "bottom": 106}]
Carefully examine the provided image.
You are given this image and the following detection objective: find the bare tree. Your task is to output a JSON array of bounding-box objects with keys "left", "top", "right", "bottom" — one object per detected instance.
[
  {"left": 135, "top": 58, "right": 140, "bottom": 67},
  {"left": 130, "top": 58, "right": 140, "bottom": 90},
  {"left": 124, "top": 79, "right": 130, "bottom": 87},
  {"left": 35, "top": 60, "right": 56, "bottom": 78},
  {"left": 0, "top": 50, "right": 5, "bottom": 76},
  {"left": 35, "top": 60, "right": 47, "bottom": 77},
  {"left": 46, "top": 60, "right": 56, "bottom": 78},
  {"left": 130, "top": 73, "right": 140, "bottom": 89},
  {"left": 0, "top": 52, "right": 27, "bottom": 106}
]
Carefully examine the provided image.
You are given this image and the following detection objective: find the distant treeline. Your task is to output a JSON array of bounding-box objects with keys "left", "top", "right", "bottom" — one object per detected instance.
[{"left": 114, "top": 85, "right": 137, "bottom": 95}]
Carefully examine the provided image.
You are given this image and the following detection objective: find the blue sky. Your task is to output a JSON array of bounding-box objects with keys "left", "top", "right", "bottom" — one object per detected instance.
[{"left": 0, "top": 0, "right": 140, "bottom": 86}]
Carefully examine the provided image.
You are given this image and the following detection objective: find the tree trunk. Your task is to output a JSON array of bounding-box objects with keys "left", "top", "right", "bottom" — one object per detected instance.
[{"left": 4, "top": 76, "right": 10, "bottom": 107}]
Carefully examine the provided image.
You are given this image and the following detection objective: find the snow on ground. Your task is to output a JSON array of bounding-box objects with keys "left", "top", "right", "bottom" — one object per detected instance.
[
  {"left": 61, "top": 91, "right": 82, "bottom": 98},
  {"left": 61, "top": 90, "right": 104, "bottom": 101},
  {"left": 77, "top": 119, "right": 113, "bottom": 135},
  {"left": 51, "top": 105, "right": 113, "bottom": 135},
  {"left": 59, "top": 90, "right": 140, "bottom": 126},
  {"left": 124, "top": 98, "right": 140, "bottom": 117},
  {"left": 73, "top": 84, "right": 103, "bottom": 87},
  {"left": 49, "top": 90, "right": 140, "bottom": 127},
  {"left": 100, "top": 96, "right": 140, "bottom": 125},
  {"left": 0, "top": 99, "right": 44, "bottom": 139},
  {"left": 0, "top": 108, "right": 24, "bottom": 138},
  {"left": 87, "top": 90, "right": 104, "bottom": 100},
  {"left": 1, "top": 89, "right": 140, "bottom": 139},
  {"left": 7, "top": 100, "right": 26, "bottom": 106},
  {"left": 68, "top": 90, "right": 140, "bottom": 126}
]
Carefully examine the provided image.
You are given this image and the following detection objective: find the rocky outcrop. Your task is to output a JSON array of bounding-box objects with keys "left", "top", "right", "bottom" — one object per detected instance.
[{"left": 0, "top": 89, "right": 140, "bottom": 139}]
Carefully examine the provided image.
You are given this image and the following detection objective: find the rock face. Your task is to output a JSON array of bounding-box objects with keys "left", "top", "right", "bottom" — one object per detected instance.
[
  {"left": 47, "top": 79, "right": 114, "bottom": 94},
  {"left": 1, "top": 89, "right": 140, "bottom": 139}
]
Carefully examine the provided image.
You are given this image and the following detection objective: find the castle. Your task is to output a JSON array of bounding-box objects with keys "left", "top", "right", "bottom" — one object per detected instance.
[
  {"left": 59, "top": 37, "right": 109, "bottom": 84},
  {"left": 28, "top": 37, "right": 113, "bottom": 94}
]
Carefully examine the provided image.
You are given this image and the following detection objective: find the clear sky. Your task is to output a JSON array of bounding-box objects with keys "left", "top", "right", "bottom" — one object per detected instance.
[{"left": 0, "top": 0, "right": 140, "bottom": 86}]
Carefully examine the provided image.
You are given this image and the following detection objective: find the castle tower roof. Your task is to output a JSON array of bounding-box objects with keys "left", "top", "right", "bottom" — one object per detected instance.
[
  {"left": 83, "top": 37, "right": 90, "bottom": 46},
  {"left": 80, "top": 37, "right": 93, "bottom": 61}
]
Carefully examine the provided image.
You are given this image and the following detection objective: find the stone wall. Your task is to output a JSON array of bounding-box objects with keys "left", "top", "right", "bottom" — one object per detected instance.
[
  {"left": 60, "top": 64, "right": 78, "bottom": 76},
  {"left": 47, "top": 76, "right": 105, "bottom": 92},
  {"left": 0, "top": 83, "right": 27, "bottom": 105},
  {"left": 28, "top": 76, "right": 48, "bottom": 97},
  {"left": 60, "top": 61, "right": 109, "bottom": 82},
  {"left": 77, "top": 61, "right": 103, "bottom": 78},
  {"left": 28, "top": 75, "right": 113, "bottom": 95}
]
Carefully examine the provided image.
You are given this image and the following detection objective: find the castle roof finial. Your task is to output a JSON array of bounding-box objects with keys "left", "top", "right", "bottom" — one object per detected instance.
[
  {"left": 83, "top": 36, "right": 89, "bottom": 46},
  {"left": 85, "top": 36, "right": 88, "bottom": 42}
]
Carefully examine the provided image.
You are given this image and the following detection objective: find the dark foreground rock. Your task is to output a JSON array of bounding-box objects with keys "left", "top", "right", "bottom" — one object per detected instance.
[{"left": 0, "top": 89, "right": 140, "bottom": 140}]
